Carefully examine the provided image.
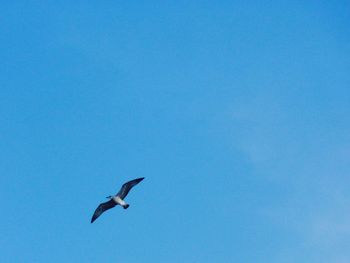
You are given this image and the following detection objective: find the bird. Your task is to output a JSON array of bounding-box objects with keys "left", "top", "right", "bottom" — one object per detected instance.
[{"left": 91, "top": 177, "right": 145, "bottom": 223}]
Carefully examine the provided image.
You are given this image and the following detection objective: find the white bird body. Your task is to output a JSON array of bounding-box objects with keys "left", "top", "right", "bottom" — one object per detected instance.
[{"left": 112, "top": 195, "right": 127, "bottom": 207}]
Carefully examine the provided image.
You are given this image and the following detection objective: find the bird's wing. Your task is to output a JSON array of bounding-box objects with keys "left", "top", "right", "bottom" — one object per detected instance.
[
  {"left": 91, "top": 199, "right": 116, "bottom": 223},
  {"left": 117, "top": 177, "right": 145, "bottom": 199}
]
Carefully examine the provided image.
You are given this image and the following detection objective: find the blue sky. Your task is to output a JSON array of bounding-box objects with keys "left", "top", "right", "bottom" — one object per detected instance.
[{"left": 1, "top": 1, "right": 350, "bottom": 262}]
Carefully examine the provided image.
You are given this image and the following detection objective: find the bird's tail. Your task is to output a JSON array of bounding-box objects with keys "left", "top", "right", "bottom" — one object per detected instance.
[{"left": 123, "top": 204, "right": 130, "bottom": 209}]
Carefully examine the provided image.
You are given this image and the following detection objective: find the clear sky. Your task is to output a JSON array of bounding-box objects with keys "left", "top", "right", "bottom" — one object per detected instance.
[{"left": 1, "top": 1, "right": 350, "bottom": 262}]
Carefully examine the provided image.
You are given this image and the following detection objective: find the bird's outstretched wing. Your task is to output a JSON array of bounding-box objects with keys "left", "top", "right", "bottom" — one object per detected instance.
[
  {"left": 91, "top": 199, "right": 116, "bottom": 223},
  {"left": 117, "top": 177, "right": 145, "bottom": 199}
]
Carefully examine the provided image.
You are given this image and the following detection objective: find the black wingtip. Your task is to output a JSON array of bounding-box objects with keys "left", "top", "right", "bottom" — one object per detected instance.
[
  {"left": 133, "top": 177, "right": 145, "bottom": 183},
  {"left": 91, "top": 215, "right": 98, "bottom": 223}
]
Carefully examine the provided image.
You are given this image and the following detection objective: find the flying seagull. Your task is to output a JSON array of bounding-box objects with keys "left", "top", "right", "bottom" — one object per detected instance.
[{"left": 91, "top": 177, "right": 145, "bottom": 223}]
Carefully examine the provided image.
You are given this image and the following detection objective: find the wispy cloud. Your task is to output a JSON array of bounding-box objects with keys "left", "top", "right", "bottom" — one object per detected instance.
[{"left": 229, "top": 92, "right": 350, "bottom": 262}]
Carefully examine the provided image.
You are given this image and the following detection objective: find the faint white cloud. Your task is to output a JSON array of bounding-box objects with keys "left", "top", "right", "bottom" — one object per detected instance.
[{"left": 229, "top": 93, "right": 350, "bottom": 262}]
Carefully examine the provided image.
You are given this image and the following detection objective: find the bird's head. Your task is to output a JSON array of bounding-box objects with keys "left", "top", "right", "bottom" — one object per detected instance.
[{"left": 106, "top": 195, "right": 112, "bottom": 199}]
